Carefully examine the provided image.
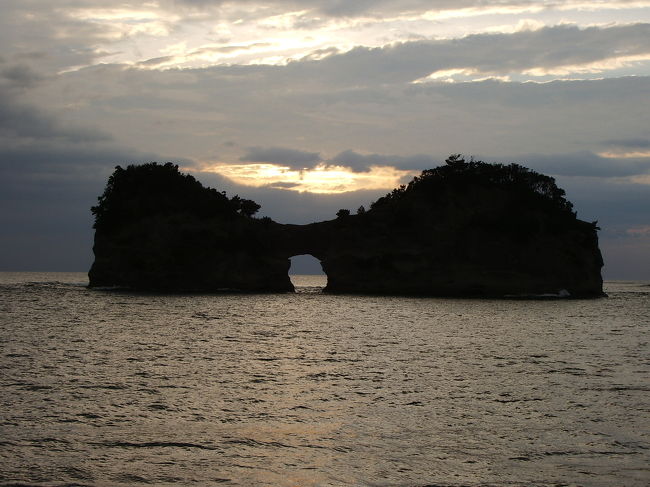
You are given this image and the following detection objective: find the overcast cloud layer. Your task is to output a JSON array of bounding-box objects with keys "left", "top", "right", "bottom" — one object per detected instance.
[{"left": 1, "top": 0, "right": 649, "bottom": 277}]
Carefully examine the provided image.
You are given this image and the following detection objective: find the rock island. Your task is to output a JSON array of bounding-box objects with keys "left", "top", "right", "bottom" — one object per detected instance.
[{"left": 89, "top": 156, "right": 604, "bottom": 297}]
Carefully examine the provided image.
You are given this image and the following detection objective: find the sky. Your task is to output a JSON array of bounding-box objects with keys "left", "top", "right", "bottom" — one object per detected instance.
[{"left": 1, "top": 0, "right": 649, "bottom": 278}]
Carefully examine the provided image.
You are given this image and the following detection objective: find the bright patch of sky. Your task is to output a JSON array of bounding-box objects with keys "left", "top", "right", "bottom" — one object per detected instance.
[
  {"left": 198, "top": 163, "right": 415, "bottom": 193},
  {"left": 56, "top": 1, "right": 650, "bottom": 83}
]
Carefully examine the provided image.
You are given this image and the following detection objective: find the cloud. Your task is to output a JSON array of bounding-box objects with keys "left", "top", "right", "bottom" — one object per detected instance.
[
  {"left": 0, "top": 63, "right": 44, "bottom": 89},
  {"left": 35, "top": 59, "right": 650, "bottom": 179},
  {"left": 240, "top": 146, "right": 322, "bottom": 169},
  {"left": 513, "top": 151, "right": 650, "bottom": 178},
  {"left": 328, "top": 149, "right": 650, "bottom": 179},
  {"left": 0, "top": 91, "right": 111, "bottom": 143},
  {"left": 602, "top": 137, "right": 650, "bottom": 149},
  {"left": 0, "top": 2, "right": 126, "bottom": 74},
  {"left": 193, "top": 43, "right": 273, "bottom": 55},
  {"left": 166, "top": 0, "right": 466, "bottom": 17},
  {"left": 2, "top": 0, "right": 649, "bottom": 79},
  {"left": 168, "top": 1, "right": 650, "bottom": 20},
  {"left": 138, "top": 43, "right": 275, "bottom": 69},
  {"left": 306, "top": 23, "right": 650, "bottom": 86},
  {"left": 196, "top": 168, "right": 389, "bottom": 223},
  {"left": 0, "top": 92, "right": 194, "bottom": 271},
  {"left": 264, "top": 181, "right": 302, "bottom": 189},
  {"left": 627, "top": 225, "right": 650, "bottom": 237},
  {"left": 330, "top": 149, "right": 438, "bottom": 172},
  {"left": 137, "top": 56, "right": 177, "bottom": 68}
]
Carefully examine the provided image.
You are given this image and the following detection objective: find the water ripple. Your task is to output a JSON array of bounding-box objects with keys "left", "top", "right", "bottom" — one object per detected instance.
[{"left": 1, "top": 274, "right": 648, "bottom": 486}]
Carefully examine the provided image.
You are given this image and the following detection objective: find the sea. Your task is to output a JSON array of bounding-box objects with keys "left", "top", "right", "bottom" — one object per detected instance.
[{"left": 0, "top": 272, "right": 648, "bottom": 487}]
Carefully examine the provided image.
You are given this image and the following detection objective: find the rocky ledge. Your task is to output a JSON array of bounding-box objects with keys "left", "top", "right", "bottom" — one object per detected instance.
[{"left": 89, "top": 156, "right": 604, "bottom": 297}]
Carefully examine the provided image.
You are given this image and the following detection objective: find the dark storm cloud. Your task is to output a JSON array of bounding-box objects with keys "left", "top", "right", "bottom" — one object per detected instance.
[{"left": 240, "top": 146, "right": 322, "bottom": 169}]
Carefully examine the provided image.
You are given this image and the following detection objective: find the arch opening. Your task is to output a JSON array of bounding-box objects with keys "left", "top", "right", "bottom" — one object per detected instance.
[{"left": 289, "top": 254, "right": 327, "bottom": 292}]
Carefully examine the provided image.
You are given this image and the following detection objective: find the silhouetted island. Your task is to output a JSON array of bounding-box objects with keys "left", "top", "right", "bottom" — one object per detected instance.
[{"left": 89, "top": 156, "right": 604, "bottom": 297}]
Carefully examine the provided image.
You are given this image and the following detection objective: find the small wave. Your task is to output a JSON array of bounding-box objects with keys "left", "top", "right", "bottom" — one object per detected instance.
[
  {"left": 295, "top": 286, "right": 324, "bottom": 294},
  {"left": 223, "top": 437, "right": 295, "bottom": 448},
  {"left": 60, "top": 467, "right": 93, "bottom": 481},
  {"left": 34, "top": 437, "right": 71, "bottom": 444},
  {"left": 494, "top": 397, "right": 543, "bottom": 403},
  {"left": 547, "top": 367, "right": 587, "bottom": 376},
  {"left": 543, "top": 449, "right": 640, "bottom": 457},
  {"left": 111, "top": 473, "right": 151, "bottom": 484},
  {"left": 21, "top": 385, "right": 53, "bottom": 391},
  {"left": 146, "top": 403, "right": 172, "bottom": 411},
  {"left": 97, "top": 440, "right": 218, "bottom": 450},
  {"left": 504, "top": 288, "right": 572, "bottom": 299},
  {"left": 0, "top": 484, "right": 93, "bottom": 487},
  {"left": 609, "top": 385, "right": 650, "bottom": 392},
  {"left": 78, "top": 384, "right": 128, "bottom": 390}
]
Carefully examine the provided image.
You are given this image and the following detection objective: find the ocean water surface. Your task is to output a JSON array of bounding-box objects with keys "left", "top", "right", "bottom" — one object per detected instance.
[{"left": 0, "top": 272, "right": 648, "bottom": 486}]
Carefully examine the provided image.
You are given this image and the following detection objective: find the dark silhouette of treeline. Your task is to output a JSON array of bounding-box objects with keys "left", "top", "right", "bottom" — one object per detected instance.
[
  {"left": 331, "top": 155, "right": 599, "bottom": 249},
  {"left": 370, "top": 154, "right": 575, "bottom": 215},
  {"left": 92, "top": 162, "right": 260, "bottom": 233}
]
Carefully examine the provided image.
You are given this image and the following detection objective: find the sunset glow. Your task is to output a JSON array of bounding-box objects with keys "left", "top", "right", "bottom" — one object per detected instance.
[
  {"left": 598, "top": 150, "right": 650, "bottom": 159},
  {"left": 201, "top": 163, "right": 415, "bottom": 194}
]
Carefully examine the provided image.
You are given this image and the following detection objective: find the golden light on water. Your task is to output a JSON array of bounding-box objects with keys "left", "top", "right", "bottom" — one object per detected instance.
[{"left": 201, "top": 163, "right": 415, "bottom": 194}]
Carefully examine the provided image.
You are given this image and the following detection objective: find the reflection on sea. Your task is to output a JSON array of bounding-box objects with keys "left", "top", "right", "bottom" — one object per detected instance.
[{"left": 0, "top": 273, "right": 648, "bottom": 486}]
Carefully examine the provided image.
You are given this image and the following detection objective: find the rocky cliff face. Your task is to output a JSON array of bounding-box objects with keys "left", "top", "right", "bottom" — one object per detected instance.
[{"left": 89, "top": 158, "right": 604, "bottom": 297}]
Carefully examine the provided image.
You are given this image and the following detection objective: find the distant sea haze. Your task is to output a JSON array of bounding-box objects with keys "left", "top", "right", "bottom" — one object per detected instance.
[{"left": 1, "top": 273, "right": 648, "bottom": 486}]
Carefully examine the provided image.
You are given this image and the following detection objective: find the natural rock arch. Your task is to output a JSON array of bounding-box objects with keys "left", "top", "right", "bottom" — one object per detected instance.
[
  {"left": 89, "top": 159, "right": 604, "bottom": 297},
  {"left": 288, "top": 254, "right": 326, "bottom": 278}
]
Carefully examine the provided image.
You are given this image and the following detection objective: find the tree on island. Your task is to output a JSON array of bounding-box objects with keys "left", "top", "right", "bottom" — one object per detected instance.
[
  {"left": 369, "top": 154, "right": 578, "bottom": 219},
  {"left": 91, "top": 162, "right": 263, "bottom": 231}
]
